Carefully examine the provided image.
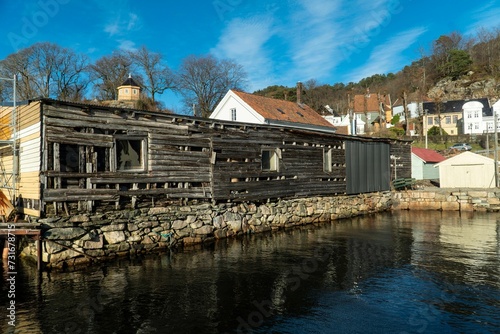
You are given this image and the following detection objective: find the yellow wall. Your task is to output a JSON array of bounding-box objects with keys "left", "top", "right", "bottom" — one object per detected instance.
[
  {"left": 0, "top": 101, "right": 42, "bottom": 216},
  {"left": 117, "top": 85, "right": 140, "bottom": 101},
  {"left": 423, "top": 112, "right": 462, "bottom": 135}
]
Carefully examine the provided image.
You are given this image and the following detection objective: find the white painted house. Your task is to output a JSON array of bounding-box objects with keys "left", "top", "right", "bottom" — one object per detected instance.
[
  {"left": 323, "top": 114, "right": 365, "bottom": 135},
  {"left": 210, "top": 90, "right": 336, "bottom": 133},
  {"left": 463, "top": 101, "right": 488, "bottom": 134},
  {"left": 434, "top": 152, "right": 495, "bottom": 188}
]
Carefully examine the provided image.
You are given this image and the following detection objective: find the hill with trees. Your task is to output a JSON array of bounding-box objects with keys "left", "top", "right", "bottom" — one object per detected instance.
[{"left": 254, "top": 28, "right": 500, "bottom": 116}]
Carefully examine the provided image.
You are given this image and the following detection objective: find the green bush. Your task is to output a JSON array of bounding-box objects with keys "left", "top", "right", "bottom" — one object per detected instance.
[{"left": 427, "top": 126, "right": 448, "bottom": 136}]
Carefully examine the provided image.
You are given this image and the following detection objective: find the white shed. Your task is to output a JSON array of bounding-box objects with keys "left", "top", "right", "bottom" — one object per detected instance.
[{"left": 434, "top": 152, "right": 495, "bottom": 188}]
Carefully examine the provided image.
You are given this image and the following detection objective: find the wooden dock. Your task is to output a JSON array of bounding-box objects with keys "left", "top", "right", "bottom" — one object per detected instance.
[{"left": 1, "top": 222, "right": 42, "bottom": 271}]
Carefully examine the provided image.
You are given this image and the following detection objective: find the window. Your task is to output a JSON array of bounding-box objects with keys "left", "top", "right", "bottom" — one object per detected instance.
[
  {"left": 445, "top": 116, "right": 451, "bottom": 124},
  {"left": 474, "top": 111, "right": 479, "bottom": 118},
  {"left": 125, "top": 89, "right": 129, "bottom": 94},
  {"left": 323, "top": 148, "right": 332, "bottom": 172},
  {"left": 261, "top": 149, "right": 278, "bottom": 171},
  {"left": 133, "top": 89, "right": 137, "bottom": 94},
  {"left": 475, "top": 123, "right": 480, "bottom": 130},
  {"left": 60, "top": 144, "right": 79, "bottom": 172},
  {"left": 427, "top": 117, "right": 433, "bottom": 125},
  {"left": 453, "top": 115, "right": 458, "bottom": 123},
  {"left": 467, "top": 112, "right": 472, "bottom": 118},
  {"left": 231, "top": 108, "right": 236, "bottom": 121},
  {"left": 115, "top": 137, "right": 147, "bottom": 171}
]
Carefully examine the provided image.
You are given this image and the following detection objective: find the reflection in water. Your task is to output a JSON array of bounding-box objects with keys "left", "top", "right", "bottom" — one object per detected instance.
[{"left": 1, "top": 211, "right": 499, "bottom": 333}]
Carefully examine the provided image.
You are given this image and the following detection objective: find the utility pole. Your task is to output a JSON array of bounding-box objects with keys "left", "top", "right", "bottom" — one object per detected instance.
[
  {"left": 402, "top": 91, "right": 410, "bottom": 136},
  {"left": 494, "top": 107, "right": 499, "bottom": 187},
  {"left": 424, "top": 109, "right": 428, "bottom": 149}
]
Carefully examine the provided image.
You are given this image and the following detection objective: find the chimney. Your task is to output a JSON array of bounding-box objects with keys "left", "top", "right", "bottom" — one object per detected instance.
[{"left": 296, "top": 81, "right": 303, "bottom": 104}]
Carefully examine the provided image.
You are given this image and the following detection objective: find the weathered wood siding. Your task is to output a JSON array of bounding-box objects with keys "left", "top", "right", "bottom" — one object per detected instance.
[
  {"left": 211, "top": 127, "right": 347, "bottom": 201},
  {"left": 41, "top": 102, "right": 212, "bottom": 211},
  {"left": 0, "top": 101, "right": 42, "bottom": 216},
  {"left": 389, "top": 139, "right": 412, "bottom": 179}
]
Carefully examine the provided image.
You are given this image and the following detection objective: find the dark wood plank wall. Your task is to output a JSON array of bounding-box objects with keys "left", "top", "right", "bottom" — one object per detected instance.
[
  {"left": 42, "top": 102, "right": 212, "bottom": 212},
  {"left": 389, "top": 139, "right": 412, "bottom": 179},
  {"left": 211, "top": 128, "right": 347, "bottom": 201},
  {"left": 38, "top": 99, "right": 412, "bottom": 213}
]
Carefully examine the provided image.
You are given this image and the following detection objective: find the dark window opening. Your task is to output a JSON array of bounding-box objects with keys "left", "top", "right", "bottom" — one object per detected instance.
[
  {"left": 262, "top": 149, "right": 278, "bottom": 171},
  {"left": 60, "top": 144, "right": 79, "bottom": 172},
  {"left": 95, "top": 147, "right": 108, "bottom": 172}
]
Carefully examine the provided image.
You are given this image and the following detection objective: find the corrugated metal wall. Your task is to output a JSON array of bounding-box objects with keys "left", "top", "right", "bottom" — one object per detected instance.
[{"left": 346, "top": 141, "right": 391, "bottom": 194}]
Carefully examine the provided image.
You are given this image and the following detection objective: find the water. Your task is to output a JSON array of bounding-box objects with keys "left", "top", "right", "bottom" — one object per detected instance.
[{"left": 1, "top": 211, "right": 500, "bottom": 334}]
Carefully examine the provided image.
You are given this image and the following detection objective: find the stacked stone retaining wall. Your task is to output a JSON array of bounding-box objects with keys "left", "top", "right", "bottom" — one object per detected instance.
[
  {"left": 393, "top": 189, "right": 500, "bottom": 212},
  {"left": 22, "top": 192, "right": 393, "bottom": 269}
]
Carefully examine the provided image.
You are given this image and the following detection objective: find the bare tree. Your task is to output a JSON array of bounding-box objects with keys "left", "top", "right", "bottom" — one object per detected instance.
[
  {"left": 471, "top": 27, "right": 500, "bottom": 77},
  {"left": 176, "top": 55, "right": 247, "bottom": 117},
  {"left": 0, "top": 42, "right": 88, "bottom": 101},
  {"left": 89, "top": 52, "right": 133, "bottom": 100},
  {"left": 129, "top": 46, "right": 174, "bottom": 103}
]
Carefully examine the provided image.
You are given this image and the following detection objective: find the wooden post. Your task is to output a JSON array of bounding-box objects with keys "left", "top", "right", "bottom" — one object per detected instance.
[
  {"left": 53, "top": 143, "right": 60, "bottom": 215},
  {"left": 131, "top": 183, "right": 138, "bottom": 208}
]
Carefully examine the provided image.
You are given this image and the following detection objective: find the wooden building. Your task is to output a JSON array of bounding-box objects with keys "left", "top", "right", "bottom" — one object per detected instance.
[{"left": 0, "top": 99, "right": 411, "bottom": 218}]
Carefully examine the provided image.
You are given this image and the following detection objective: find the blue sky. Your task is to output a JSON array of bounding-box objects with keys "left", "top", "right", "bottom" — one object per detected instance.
[{"left": 1, "top": 0, "right": 500, "bottom": 113}]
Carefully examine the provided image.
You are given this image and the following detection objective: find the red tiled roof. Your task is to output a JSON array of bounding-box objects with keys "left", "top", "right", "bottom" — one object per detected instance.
[
  {"left": 353, "top": 93, "right": 391, "bottom": 113},
  {"left": 411, "top": 147, "right": 446, "bottom": 163},
  {"left": 232, "top": 90, "right": 334, "bottom": 128}
]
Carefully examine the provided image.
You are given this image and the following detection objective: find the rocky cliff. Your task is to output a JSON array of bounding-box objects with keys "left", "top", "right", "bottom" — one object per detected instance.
[{"left": 427, "top": 75, "right": 500, "bottom": 103}]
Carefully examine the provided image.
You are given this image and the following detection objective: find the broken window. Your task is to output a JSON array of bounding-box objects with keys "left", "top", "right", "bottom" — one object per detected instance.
[
  {"left": 60, "top": 144, "right": 79, "bottom": 172},
  {"left": 115, "top": 137, "right": 146, "bottom": 171},
  {"left": 261, "top": 149, "right": 278, "bottom": 171},
  {"left": 323, "top": 148, "right": 332, "bottom": 172}
]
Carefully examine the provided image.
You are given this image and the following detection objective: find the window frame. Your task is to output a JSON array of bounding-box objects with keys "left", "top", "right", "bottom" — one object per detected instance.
[
  {"left": 323, "top": 148, "right": 332, "bottom": 172},
  {"left": 113, "top": 136, "right": 148, "bottom": 172},
  {"left": 261, "top": 148, "right": 279, "bottom": 171},
  {"left": 231, "top": 108, "right": 237, "bottom": 121}
]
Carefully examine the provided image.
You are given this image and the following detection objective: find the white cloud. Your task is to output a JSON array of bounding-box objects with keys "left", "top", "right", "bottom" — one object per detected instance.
[
  {"left": 127, "top": 13, "right": 139, "bottom": 30},
  {"left": 278, "top": 0, "right": 406, "bottom": 84},
  {"left": 210, "top": 16, "right": 276, "bottom": 91},
  {"left": 104, "top": 12, "right": 140, "bottom": 36},
  {"left": 466, "top": 1, "right": 500, "bottom": 35},
  {"left": 118, "top": 40, "right": 137, "bottom": 52},
  {"left": 346, "top": 27, "right": 427, "bottom": 82},
  {"left": 104, "top": 21, "right": 120, "bottom": 36},
  {"left": 210, "top": 0, "right": 413, "bottom": 90}
]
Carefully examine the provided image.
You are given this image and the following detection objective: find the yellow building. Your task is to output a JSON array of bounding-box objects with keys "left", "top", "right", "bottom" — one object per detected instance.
[{"left": 117, "top": 75, "right": 141, "bottom": 101}]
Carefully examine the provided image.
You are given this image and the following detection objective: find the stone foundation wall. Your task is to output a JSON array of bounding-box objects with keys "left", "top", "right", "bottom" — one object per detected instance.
[
  {"left": 393, "top": 189, "right": 500, "bottom": 212},
  {"left": 22, "top": 192, "right": 393, "bottom": 269}
]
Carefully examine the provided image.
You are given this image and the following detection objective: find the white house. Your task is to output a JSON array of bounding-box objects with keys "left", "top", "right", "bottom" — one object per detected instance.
[
  {"left": 462, "top": 101, "right": 487, "bottom": 134},
  {"left": 434, "top": 152, "right": 495, "bottom": 188},
  {"left": 210, "top": 89, "right": 336, "bottom": 133},
  {"left": 323, "top": 114, "right": 365, "bottom": 135},
  {"left": 392, "top": 102, "right": 421, "bottom": 120}
]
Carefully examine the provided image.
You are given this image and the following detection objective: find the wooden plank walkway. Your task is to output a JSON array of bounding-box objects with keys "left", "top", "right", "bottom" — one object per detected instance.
[{"left": 1, "top": 222, "right": 42, "bottom": 271}]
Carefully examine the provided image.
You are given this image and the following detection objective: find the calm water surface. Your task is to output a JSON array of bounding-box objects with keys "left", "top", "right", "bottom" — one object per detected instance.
[{"left": 1, "top": 211, "right": 500, "bottom": 334}]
